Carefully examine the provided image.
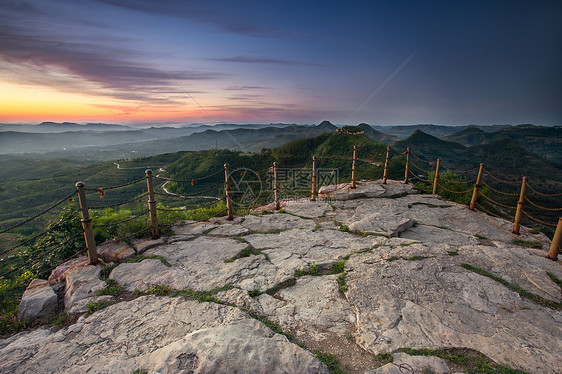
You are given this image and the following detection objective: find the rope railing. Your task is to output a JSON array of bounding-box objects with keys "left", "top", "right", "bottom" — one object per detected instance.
[
  {"left": 0, "top": 210, "right": 81, "bottom": 255},
  {"left": 4, "top": 144, "right": 562, "bottom": 280},
  {"left": 84, "top": 177, "right": 145, "bottom": 191},
  {"left": 482, "top": 168, "right": 522, "bottom": 185},
  {"left": 156, "top": 197, "right": 225, "bottom": 212},
  {"left": 440, "top": 164, "right": 480, "bottom": 174},
  {"left": 482, "top": 181, "right": 520, "bottom": 196},
  {"left": 526, "top": 183, "right": 562, "bottom": 197},
  {"left": 523, "top": 196, "right": 562, "bottom": 212},
  {"left": 93, "top": 210, "right": 150, "bottom": 228},
  {"left": 155, "top": 183, "right": 223, "bottom": 199},
  {"left": 478, "top": 191, "right": 517, "bottom": 210},
  {"left": 436, "top": 182, "right": 473, "bottom": 195},
  {"left": 0, "top": 191, "right": 77, "bottom": 234},
  {"left": 153, "top": 169, "right": 223, "bottom": 183},
  {"left": 89, "top": 192, "right": 148, "bottom": 210},
  {"left": 521, "top": 210, "right": 557, "bottom": 228}
]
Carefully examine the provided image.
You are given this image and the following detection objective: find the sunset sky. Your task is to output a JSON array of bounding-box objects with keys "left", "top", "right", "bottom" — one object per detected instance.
[{"left": 0, "top": 0, "right": 561, "bottom": 126}]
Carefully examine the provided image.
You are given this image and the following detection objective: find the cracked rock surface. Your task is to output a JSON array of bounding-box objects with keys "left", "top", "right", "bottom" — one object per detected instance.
[{"left": 4, "top": 180, "right": 561, "bottom": 374}]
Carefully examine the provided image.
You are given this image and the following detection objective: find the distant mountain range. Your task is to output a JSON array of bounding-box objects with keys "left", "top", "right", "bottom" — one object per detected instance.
[{"left": 0, "top": 121, "right": 560, "bottom": 167}]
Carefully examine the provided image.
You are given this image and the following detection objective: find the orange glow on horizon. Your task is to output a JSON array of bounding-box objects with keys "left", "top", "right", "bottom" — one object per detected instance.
[{"left": 0, "top": 82, "right": 216, "bottom": 123}]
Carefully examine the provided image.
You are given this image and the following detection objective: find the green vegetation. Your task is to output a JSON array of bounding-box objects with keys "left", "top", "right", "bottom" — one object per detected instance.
[
  {"left": 314, "top": 350, "right": 346, "bottom": 374},
  {"left": 86, "top": 300, "right": 115, "bottom": 314},
  {"left": 96, "top": 279, "right": 125, "bottom": 297},
  {"left": 337, "top": 273, "right": 348, "bottom": 294},
  {"left": 546, "top": 271, "right": 562, "bottom": 290},
  {"left": 461, "top": 263, "right": 561, "bottom": 310},
  {"left": 511, "top": 238, "right": 542, "bottom": 249},
  {"left": 373, "top": 352, "right": 393, "bottom": 365},
  {"left": 0, "top": 271, "right": 36, "bottom": 335},
  {"left": 332, "top": 260, "right": 346, "bottom": 274},
  {"left": 265, "top": 278, "right": 296, "bottom": 295},
  {"left": 447, "top": 251, "right": 459, "bottom": 256},
  {"left": 294, "top": 262, "right": 321, "bottom": 277},
  {"left": 474, "top": 234, "right": 488, "bottom": 240},
  {"left": 399, "top": 347, "right": 527, "bottom": 374},
  {"left": 143, "top": 284, "right": 234, "bottom": 304}
]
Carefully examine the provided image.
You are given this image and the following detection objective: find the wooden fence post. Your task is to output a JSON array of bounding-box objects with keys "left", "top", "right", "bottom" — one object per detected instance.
[
  {"left": 547, "top": 217, "right": 562, "bottom": 260},
  {"left": 273, "top": 161, "right": 280, "bottom": 210},
  {"left": 145, "top": 169, "right": 159, "bottom": 239},
  {"left": 224, "top": 163, "right": 234, "bottom": 220},
  {"left": 351, "top": 146, "right": 357, "bottom": 189},
  {"left": 469, "top": 163, "right": 484, "bottom": 210},
  {"left": 382, "top": 146, "right": 390, "bottom": 184},
  {"left": 403, "top": 148, "right": 410, "bottom": 184},
  {"left": 75, "top": 182, "right": 98, "bottom": 265},
  {"left": 432, "top": 158, "right": 440, "bottom": 194},
  {"left": 512, "top": 176, "right": 528, "bottom": 234},
  {"left": 311, "top": 155, "right": 317, "bottom": 201}
]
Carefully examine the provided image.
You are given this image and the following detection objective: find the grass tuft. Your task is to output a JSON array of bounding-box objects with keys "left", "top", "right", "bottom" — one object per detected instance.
[
  {"left": 314, "top": 350, "right": 346, "bottom": 374},
  {"left": 96, "top": 278, "right": 125, "bottom": 296},
  {"left": 511, "top": 238, "right": 542, "bottom": 249},
  {"left": 86, "top": 300, "right": 114, "bottom": 315},
  {"left": 337, "top": 273, "right": 348, "bottom": 294},
  {"left": 461, "top": 263, "right": 561, "bottom": 310},
  {"left": 373, "top": 352, "right": 393, "bottom": 365},
  {"left": 399, "top": 347, "right": 527, "bottom": 374}
]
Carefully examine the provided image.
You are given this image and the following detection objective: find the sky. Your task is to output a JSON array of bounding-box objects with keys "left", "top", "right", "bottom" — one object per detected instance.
[{"left": 0, "top": 0, "right": 561, "bottom": 126}]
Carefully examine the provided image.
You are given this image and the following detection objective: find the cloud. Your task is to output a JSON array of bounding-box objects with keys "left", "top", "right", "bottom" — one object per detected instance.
[
  {"left": 92, "top": 0, "right": 284, "bottom": 38},
  {"left": 0, "top": 21, "right": 221, "bottom": 104},
  {"left": 208, "top": 56, "right": 327, "bottom": 67},
  {"left": 224, "top": 85, "right": 272, "bottom": 91}
]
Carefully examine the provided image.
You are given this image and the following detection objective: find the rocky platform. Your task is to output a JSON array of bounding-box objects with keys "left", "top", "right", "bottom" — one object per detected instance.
[{"left": 2, "top": 180, "right": 561, "bottom": 374}]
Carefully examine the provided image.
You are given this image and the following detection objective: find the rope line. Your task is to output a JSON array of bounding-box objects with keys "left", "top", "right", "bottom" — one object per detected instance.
[
  {"left": 483, "top": 168, "right": 521, "bottom": 185},
  {"left": 0, "top": 191, "right": 77, "bottom": 234},
  {"left": 84, "top": 177, "right": 145, "bottom": 191},
  {"left": 439, "top": 176, "right": 477, "bottom": 184},
  {"left": 408, "top": 169, "right": 432, "bottom": 183},
  {"left": 523, "top": 196, "right": 562, "bottom": 211},
  {"left": 93, "top": 210, "right": 149, "bottom": 228},
  {"left": 481, "top": 181, "right": 520, "bottom": 196},
  {"left": 156, "top": 197, "right": 225, "bottom": 212},
  {"left": 478, "top": 192, "right": 517, "bottom": 210},
  {"left": 474, "top": 202, "right": 514, "bottom": 222},
  {"left": 440, "top": 164, "right": 480, "bottom": 174},
  {"left": 526, "top": 183, "right": 562, "bottom": 197},
  {"left": 519, "top": 226, "right": 551, "bottom": 245},
  {"left": 1, "top": 210, "right": 81, "bottom": 254},
  {"left": 521, "top": 210, "right": 557, "bottom": 227},
  {"left": 436, "top": 182, "right": 473, "bottom": 194},
  {"left": 89, "top": 192, "right": 148, "bottom": 210},
  {"left": 154, "top": 169, "right": 223, "bottom": 183},
  {"left": 155, "top": 184, "right": 223, "bottom": 199},
  {"left": 409, "top": 161, "right": 433, "bottom": 174},
  {"left": 409, "top": 152, "right": 434, "bottom": 164}
]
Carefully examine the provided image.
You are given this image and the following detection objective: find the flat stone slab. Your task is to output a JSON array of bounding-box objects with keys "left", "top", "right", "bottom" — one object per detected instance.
[
  {"left": 64, "top": 265, "right": 105, "bottom": 314},
  {"left": 132, "top": 237, "right": 165, "bottom": 253},
  {"left": 206, "top": 223, "right": 250, "bottom": 236},
  {"left": 48, "top": 256, "right": 89, "bottom": 283},
  {"left": 241, "top": 213, "right": 316, "bottom": 232},
  {"left": 17, "top": 279, "right": 58, "bottom": 322},
  {"left": 282, "top": 200, "right": 333, "bottom": 218},
  {"left": 345, "top": 248, "right": 562, "bottom": 374},
  {"left": 0, "top": 296, "right": 329, "bottom": 374},
  {"left": 258, "top": 275, "right": 356, "bottom": 335},
  {"left": 97, "top": 241, "right": 135, "bottom": 263}
]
